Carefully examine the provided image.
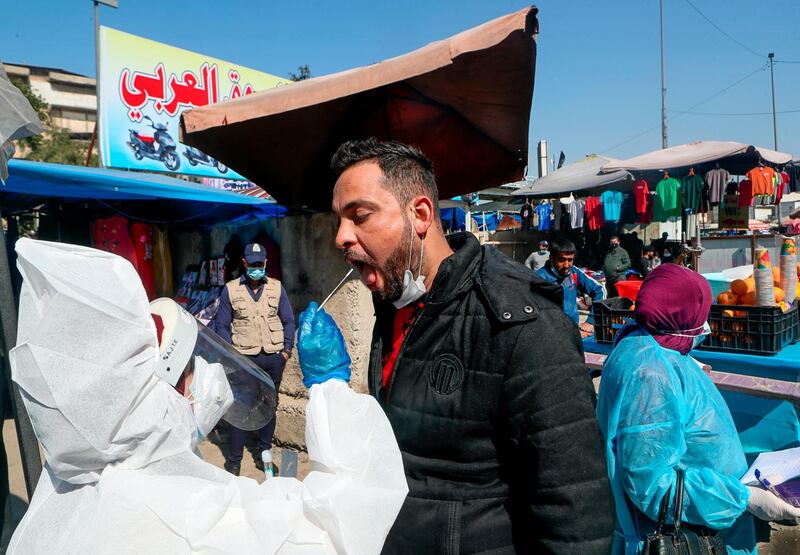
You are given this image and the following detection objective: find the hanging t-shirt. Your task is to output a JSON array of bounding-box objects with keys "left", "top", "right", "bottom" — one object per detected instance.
[
  {"left": 681, "top": 174, "right": 705, "bottom": 214},
  {"left": 637, "top": 193, "right": 654, "bottom": 224},
  {"left": 655, "top": 177, "right": 682, "bottom": 218},
  {"left": 698, "top": 182, "right": 711, "bottom": 214},
  {"left": 585, "top": 196, "right": 604, "bottom": 230},
  {"left": 633, "top": 180, "right": 650, "bottom": 214},
  {"left": 131, "top": 223, "right": 157, "bottom": 300},
  {"left": 568, "top": 198, "right": 585, "bottom": 229},
  {"left": 786, "top": 164, "right": 800, "bottom": 193},
  {"left": 704, "top": 167, "right": 730, "bottom": 205},
  {"left": 536, "top": 202, "right": 552, "bottom": 231},
  {"left": 774, "top": 171, "right": 785, "bottom": 204},
  {"left": 746, "top": 166, "right": 776, "bottom": 196},
  {"left": 725, "top": 181, "right": 739, "bottom": 196},
  {"left": 620, "top": 193, "right": 637, "bottom": 224},
  {"left": 153, "top": 226, "right": 174, "bottom": 297},
  {"left": 92, "top": 215, "right": 139, "bottom": 271},
  {"left": 738, "top": 179, "right": 753, "bottom": 208},
  {"left": 600, "top": 190, "right": 623, "bottom": 222}
]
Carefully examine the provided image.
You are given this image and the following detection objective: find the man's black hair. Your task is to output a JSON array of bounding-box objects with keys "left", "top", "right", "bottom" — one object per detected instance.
[
  {"left": 331, "top": 138, "right": 440, "bottom": 214},
  {"left": 643, "top": 244, "right": 655, "bottom": 253},
  {"left": 549, "top": 236, "right": 576, "bottom": 254}
]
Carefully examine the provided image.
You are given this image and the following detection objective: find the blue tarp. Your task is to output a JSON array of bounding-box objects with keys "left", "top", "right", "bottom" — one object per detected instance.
[
  {"left": 1, "top": 159, "right": 287, "bottom": 224},
  {"left": 439, "top": 206, "right": 521, "bottom": 232}
]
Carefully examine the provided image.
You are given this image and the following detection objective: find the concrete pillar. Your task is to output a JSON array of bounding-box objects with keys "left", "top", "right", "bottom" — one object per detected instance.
[{"left": 273, "top": 213, "right": 376, "bottom": 450}]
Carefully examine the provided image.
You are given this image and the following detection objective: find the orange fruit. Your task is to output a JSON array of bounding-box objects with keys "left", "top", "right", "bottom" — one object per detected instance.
[
  {"left": 730, "top": 279, "right": 749, "bottom": 296},
  {"left": 796, "top": 282, "right": 800, "bottom": 298},
  {"left": 739, "top": 291, "right": 757, "bottom": 305},
  {"left": 774, "top": 287, "right": 785, "bottom": 302},
  {"left": 773, "top": 267, "right": 781, "bottom": 283},
  {"left": 716, "top": 291, "right": 738, "bottom": 305},
  {"left": 744, "top": 277, "right": 756, "bottom": 292}
]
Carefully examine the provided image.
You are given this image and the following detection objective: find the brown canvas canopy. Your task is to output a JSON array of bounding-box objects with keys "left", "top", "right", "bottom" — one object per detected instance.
[{"left": 181, "top": 7, "right": 539, "bottom": 210}]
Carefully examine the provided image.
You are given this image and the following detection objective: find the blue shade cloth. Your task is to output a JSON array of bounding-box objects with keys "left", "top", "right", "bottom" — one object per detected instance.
[
  {"left": 536, "top": 202, "right": 551, "bottom": 230},
  {"left": 599, "top": 190, "right": 623, "bottom": 223},
  {"left": 2, "top": 159, "right": 287, "bottom": 224},
  {"left": 297, "top": 302, "right": 351, "bottom": 388},
  {"left": 596, "top": 326, "right": 755, "bottom": 555}
]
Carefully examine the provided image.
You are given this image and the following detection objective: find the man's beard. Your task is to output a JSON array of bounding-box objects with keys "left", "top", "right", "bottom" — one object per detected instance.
[{"left": 345, "top": 216, "right": 416, "bottom": 303}]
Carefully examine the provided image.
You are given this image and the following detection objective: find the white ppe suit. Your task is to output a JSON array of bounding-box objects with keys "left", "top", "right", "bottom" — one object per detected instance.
[{"left": 7, "top": 238, "right": 407, "bottom": 554}]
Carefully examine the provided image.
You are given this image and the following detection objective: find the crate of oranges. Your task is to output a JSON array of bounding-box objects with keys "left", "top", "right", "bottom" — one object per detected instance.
[
  {"left": 593, "top": 297, "right": 635, "bottom": 343},
  {"left": 700, "top": 269, "right": 799, "bottom": 355}
]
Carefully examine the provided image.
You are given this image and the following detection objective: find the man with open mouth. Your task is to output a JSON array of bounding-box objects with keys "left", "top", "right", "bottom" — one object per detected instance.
[{"left": 329, "top": 137, "right": 615, "bottom": 554}]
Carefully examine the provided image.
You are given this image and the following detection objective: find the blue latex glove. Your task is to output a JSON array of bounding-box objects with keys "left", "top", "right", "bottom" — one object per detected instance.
[{"left": 297, "top": 302, "right": 352, "bottom": 388}]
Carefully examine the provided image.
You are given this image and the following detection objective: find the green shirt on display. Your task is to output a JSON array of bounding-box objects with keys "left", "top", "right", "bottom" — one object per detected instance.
[{"left": 655, "top": 177, "right": 682, "bottom": 219}]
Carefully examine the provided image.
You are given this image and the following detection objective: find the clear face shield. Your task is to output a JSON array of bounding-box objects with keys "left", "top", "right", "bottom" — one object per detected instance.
[
  {"left": 150, "top": 298, "right": 277, "bottom": 432},
  {"left": 192, "top": 323, "right": 278, "bottom": 431}
]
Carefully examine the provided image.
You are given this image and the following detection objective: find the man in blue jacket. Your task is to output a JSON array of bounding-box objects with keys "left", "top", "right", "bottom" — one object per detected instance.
[{"left": 537, "top": 236, "right": 605, "bottom": 337}]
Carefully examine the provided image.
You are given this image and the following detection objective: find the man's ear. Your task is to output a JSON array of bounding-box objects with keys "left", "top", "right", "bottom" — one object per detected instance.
[{"left": 410, "top": 195, "right": 434, "bottom": 236}]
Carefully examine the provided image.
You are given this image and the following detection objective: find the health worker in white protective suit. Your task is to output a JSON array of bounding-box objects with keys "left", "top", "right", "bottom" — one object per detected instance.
[{"left": 7, "top": 238, "right": 407, "bottom": 554}]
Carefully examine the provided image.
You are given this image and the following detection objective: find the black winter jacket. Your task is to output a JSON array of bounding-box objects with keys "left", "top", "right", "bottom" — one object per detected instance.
[{"left": 370, "top": 234, "right": 614, "bottom": 555}]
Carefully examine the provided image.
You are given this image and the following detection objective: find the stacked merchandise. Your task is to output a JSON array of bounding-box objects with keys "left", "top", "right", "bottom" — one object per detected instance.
[{"left": 174, "top": 256, "right": 227, "bottom": 320}]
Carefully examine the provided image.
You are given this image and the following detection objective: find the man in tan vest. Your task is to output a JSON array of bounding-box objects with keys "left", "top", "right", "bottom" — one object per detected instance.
[{"left": 212, "top": 242, "right": 295, "bottom": 476}]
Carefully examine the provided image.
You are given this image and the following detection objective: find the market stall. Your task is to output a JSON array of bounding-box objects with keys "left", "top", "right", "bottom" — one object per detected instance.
[
  {"left": 2, "top": 159, "right": 287, "bottom": 316},
  {"left": 180, "top": 6, "right": 539, "bottom": 211}
]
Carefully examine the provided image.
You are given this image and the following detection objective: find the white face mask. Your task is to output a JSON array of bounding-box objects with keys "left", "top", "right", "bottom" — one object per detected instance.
[
  {"left": 188, "top": 356, "right": 234, "bottom": 440},
  {"left": 657, "top": 322, "right": 711, "bottom": 349},
  {"left": 392, "top": 217, "right": 426, "bottom": 309}
]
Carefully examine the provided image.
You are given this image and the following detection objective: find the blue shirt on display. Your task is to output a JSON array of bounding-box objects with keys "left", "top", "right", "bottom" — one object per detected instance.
[
  {"left": 600, "top": 190, "right": 624, "bottom": 223},
  {"left": 536, "top": 202, "right": 552, "bottom": 231}
]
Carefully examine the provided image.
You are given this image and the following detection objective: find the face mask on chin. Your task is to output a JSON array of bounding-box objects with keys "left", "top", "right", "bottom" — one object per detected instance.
[{"left": 392, "top": 216, "right": 426, "bottom": 309}]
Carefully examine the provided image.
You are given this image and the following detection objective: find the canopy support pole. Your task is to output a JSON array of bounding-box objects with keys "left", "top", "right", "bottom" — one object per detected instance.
[{"left": 0, "top": 206, "right": 41, "bottom": 500}]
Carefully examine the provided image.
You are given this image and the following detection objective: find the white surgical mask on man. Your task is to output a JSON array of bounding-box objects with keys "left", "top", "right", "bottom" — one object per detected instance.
[{"left": 392, "top": 216, "right": 426, "bottom": 309}]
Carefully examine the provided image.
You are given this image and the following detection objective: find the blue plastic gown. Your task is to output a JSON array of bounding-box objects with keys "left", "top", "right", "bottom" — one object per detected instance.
[{"left": 596, "top": 326, "right": 756, "bottom": 555}]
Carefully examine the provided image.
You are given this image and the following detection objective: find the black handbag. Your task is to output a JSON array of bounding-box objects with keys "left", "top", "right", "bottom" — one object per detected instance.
[{"left": 641, "top": 468, "right": 728, "bottom": 555}]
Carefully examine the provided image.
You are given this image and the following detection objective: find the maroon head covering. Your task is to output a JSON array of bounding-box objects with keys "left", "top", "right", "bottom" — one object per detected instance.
[{"left": 633, "top": 264, "right": 712, "bottom": 355}]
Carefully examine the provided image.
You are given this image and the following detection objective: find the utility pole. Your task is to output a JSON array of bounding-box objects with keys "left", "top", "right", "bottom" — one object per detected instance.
[
  {"left": 768, "top": 52, "right": 778, "bottom": 151},
  {"left": 660, "top": 0, "right": 668, "bottom": 149}
]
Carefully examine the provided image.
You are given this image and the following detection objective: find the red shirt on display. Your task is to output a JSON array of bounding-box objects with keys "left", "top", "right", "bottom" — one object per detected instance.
[
  {"left": 92, "top": 216, "right": 139, "bottom": 271},
  {"left": 131, "top": 223, "right": 157, "bottom": 300},
  {"left": 633, "top": 180, "right": 650, "bottom": 214},
  {"left": 637, "top": 193, "right": 654, "bottom": 224},
  {"left": 585, "top": 196, "right": 604, "bottom": 230},
  {"left": 738, "top": 179, "right": 753, "bottom": 208}
]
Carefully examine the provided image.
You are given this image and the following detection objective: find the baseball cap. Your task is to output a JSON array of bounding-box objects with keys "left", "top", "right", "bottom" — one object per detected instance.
[{"left": 244, "top": 243, "right": 267, "bottom": 264}]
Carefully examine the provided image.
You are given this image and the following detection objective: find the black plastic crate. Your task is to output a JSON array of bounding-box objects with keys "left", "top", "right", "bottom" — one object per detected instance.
[
  {"left": 698, "top": 304, "right": 799, "bottom": 355},
  {"left": 593, "top": 297, "right": 635, "bottom": 343}
]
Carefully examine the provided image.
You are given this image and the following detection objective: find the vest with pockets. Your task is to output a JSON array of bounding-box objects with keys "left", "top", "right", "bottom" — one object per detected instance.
[{"left": 226, "top": 278, "right": 284, "bottom": 355}]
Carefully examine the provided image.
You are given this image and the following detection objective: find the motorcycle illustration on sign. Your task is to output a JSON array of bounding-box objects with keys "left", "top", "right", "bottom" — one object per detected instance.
[
  {"left": 127, "top": 116, "right": 180, "bottom": 171},
  {"left": 99, "top": 26, "right": 290, "bottom": 179},
  {"left": 183, "top": 146, "right": 227, "bottom": 173}
]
